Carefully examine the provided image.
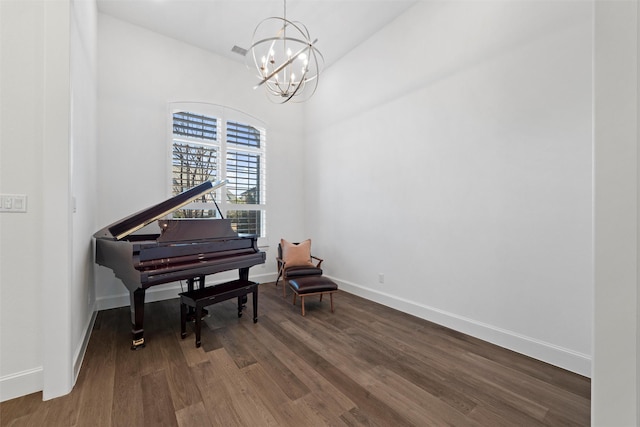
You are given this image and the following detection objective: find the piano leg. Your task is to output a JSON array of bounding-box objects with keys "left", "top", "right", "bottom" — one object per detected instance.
[
  {"left": 130, "top": 288, "right": 146, "bottom": 350},
  {"left": 239, "top": 267, "right": 249, "bottom": 309},
  {"left": 186, "top": 278, "right": 196, "bottom": 319},
  {"left": 239, "top": 267, "right": 249, "bottom": 281},
  {"left": 187, "top": 275, "right": 206, "bottom": 292}
]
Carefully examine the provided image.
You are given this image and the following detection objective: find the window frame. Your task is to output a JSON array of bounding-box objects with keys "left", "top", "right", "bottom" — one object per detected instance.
[{"left": 168, "top": 102, "right": 267, "bottom": 239}]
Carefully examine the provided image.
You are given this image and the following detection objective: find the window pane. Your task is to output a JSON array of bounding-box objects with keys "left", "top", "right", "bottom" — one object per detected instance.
[
  {"left": 173, "top": 208, "right": 220, "bottom": 219},
  {"left": 226, "top": 151, "right": 260, "bottom": 204},
  {"left": 227, "top": 210, "right": 262, "bottom": 235},
  {"left": 169, "top": 106, "right": 265, "bottom": 232},
  {"left": 172, "top": 141, "right": 218, "bottom": 199},
  {"left": 227, "top": 121, "right": 261, "bottom": 148},
  {"left": 173, "top": 112, "right": 217, "bottom": 140}
]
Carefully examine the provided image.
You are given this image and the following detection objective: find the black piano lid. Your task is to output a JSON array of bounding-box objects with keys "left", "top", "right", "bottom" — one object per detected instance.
[{"left": 93, "top": 180, "right": 227, "bottom": 241}]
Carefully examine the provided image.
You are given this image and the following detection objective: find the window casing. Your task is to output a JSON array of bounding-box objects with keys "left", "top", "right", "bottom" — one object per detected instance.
[{"left": 169, "top": 103, "right": 266, "bottom": 237}]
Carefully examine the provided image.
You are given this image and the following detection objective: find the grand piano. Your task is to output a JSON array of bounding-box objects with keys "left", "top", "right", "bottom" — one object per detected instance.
[{"left": 94, "top": 180, "right": 266, "bottom": 349}]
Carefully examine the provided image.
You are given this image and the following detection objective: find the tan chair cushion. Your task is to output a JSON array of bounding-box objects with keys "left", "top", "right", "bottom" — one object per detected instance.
[{"left": 281, "top": 238, "right": 314, "bottom": 267}]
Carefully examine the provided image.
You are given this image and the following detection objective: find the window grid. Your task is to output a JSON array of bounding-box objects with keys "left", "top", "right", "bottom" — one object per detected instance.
[
  {"left": 226, "top": 151, "right": 261, "bottom": 205},
  {"left": 171, "top": 141, "right": 218, "bottom": 204},
  {"left": 228, "top": 210, "right": 262, "bottom": 235},
  {"left": 170, "top": 108, "right": 266, "bottom": 236},
  {"left": 227, "top": 121, "right": 261, "bottom": 148},
  {"left": 173, "top": 112, "right": 217, "bottom": 141}
]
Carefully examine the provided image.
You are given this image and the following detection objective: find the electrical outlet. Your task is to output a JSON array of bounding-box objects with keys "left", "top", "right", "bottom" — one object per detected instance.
[{"left": 378, "top": 273, "right": 384, "bottom": 284}]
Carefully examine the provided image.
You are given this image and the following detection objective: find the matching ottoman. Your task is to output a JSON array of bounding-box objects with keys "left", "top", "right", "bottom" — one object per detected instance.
[{"left": 288, "top": 276, "right": 338, "bottom": 316}]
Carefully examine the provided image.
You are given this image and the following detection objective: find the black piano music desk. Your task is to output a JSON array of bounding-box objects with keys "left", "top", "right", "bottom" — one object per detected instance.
[{"left": 179, "top": 279, "right": 258, "bottom": 348}]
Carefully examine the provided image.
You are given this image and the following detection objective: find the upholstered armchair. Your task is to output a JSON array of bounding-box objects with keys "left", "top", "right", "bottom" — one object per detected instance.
[{"left": 275, "top": 239, "right": 323, "bottom": 297}]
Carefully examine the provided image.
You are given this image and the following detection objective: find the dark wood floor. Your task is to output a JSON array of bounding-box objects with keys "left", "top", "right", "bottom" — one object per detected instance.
[{"left": 1, "top": 282, "right": 590, "bottom": 426}]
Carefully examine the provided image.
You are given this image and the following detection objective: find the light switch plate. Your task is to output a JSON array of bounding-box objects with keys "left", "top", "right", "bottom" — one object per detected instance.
[{"left": 0, "top": 194, "right": 27, "bottom": 213}]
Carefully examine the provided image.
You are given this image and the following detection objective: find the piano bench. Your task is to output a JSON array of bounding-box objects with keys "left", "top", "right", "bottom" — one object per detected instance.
[
  {"left": 288, "top": 276, "right": 338, "bottom": 316},
  {"left": 179, "top": 279, "right": 258, "bottom": 348}
]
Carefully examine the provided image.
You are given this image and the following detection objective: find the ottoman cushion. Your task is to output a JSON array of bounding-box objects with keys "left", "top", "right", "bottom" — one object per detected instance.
[{"left": 289, "top": 276, "right": 338, "bottom": 294}]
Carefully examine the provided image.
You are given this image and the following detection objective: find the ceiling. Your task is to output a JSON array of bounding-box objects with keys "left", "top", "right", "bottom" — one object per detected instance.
[{"left": 96, "top": 0, "right": 418, "bottom": 69}]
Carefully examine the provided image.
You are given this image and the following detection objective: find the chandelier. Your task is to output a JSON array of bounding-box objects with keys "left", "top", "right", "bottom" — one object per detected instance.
[{"left": 248, "top": 0, "right": 323, "bottom": 103}]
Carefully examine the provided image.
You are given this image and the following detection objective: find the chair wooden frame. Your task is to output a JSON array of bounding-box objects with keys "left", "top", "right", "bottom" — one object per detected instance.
[
  {"left": 291, "top": 288, "right": 336, "bottom": 316},
  {"left": 275, "top": 244, "right": 323, "bottom": 297}
]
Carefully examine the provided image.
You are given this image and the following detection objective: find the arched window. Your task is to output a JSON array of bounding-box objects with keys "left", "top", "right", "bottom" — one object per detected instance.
[{"left": 169, "top": 102, "right": 266, "bottom": 237}]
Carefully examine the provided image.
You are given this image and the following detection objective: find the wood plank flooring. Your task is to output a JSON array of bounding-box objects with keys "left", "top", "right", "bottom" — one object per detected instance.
[{"left": 1, "top": 283, "right": 590, "bottom": 426}]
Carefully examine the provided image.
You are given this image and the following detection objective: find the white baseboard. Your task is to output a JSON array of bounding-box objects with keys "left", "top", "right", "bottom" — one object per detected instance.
[
  {"left": 4, "top": 270, "right": 276, "bottom": 402},
  {"left": 3, "top": 271, "right": 587, "bottom": 404},
  {"left": 0, "top": 367, "right": 43, "bottom": 402},
  {"left": 1, "top": 306, "right": 99, "bottom": 403},
  {"left": 73, "top": 308, "right": 97, "bottom": 383},
  {"left": 330, "top": 276, "right": 591, "bottom": 378}
]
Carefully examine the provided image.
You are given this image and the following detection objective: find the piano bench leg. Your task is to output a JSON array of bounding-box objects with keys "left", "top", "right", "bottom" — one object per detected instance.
[
  {"left": 179, "top": 280, "right": 259, "bottom": 348},
  {"left": 180, "top": 302, "right": 187, "bottom": 339},
  {"left": 195, "top": 306, "right": 203, "bottom": 348},
  {"left": 253, "top": 288, "right": 258, "bottom": 323}
]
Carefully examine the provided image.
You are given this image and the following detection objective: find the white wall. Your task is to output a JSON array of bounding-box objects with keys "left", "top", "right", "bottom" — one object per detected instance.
[
  {"left": 0, "top": 0, "right": 46, "bottom": 400},
  {"left": 96, "top": 14, "right": 307, "bottom": 308},
  {"left": 592, "top": 1, "right": 639, "bottom": 425},
  {"left": 7, "top": 4, "right": 640, "bottom": 421},
  {"left": 0, "top": 0, "right": 98, "bottom": 402},
  {"left": 305, "top": 1, "right": 593, "bottom": 376}
]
